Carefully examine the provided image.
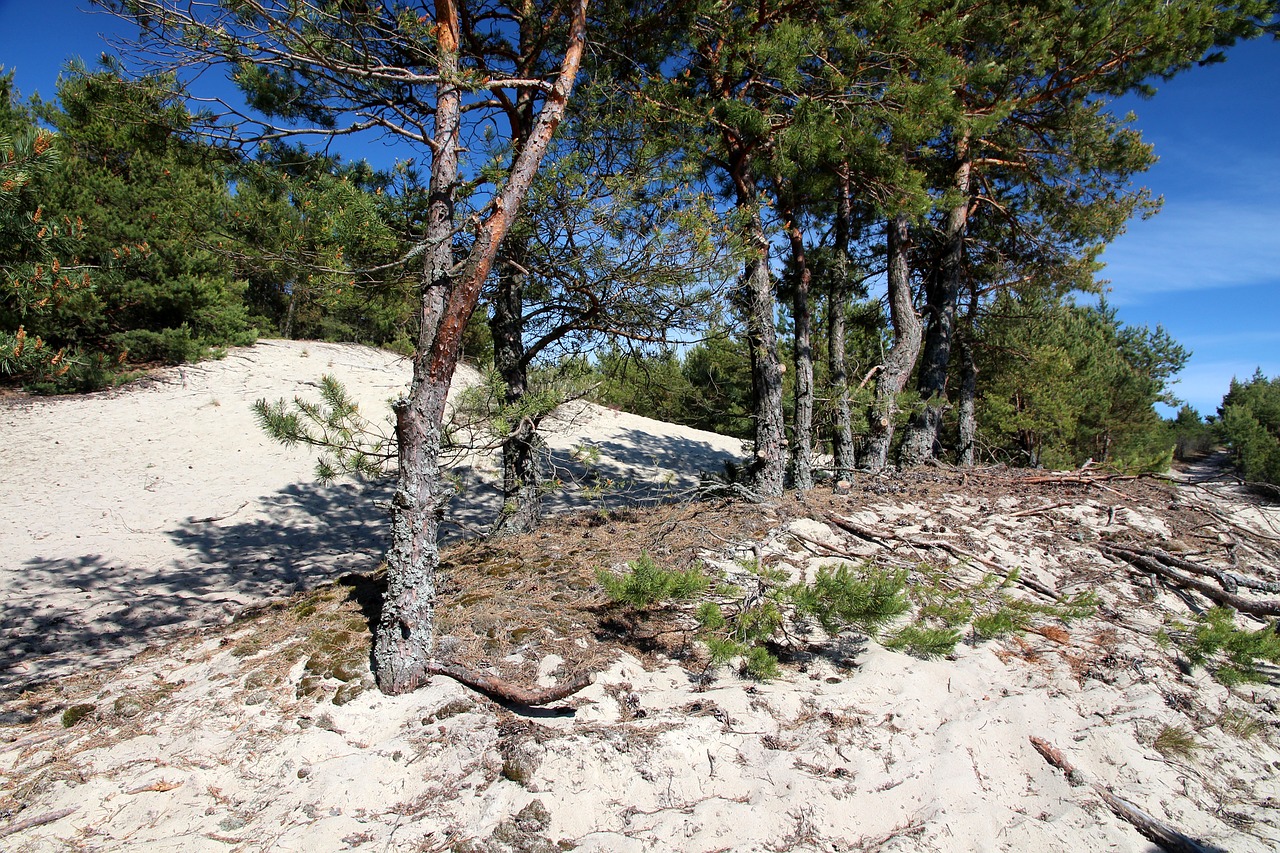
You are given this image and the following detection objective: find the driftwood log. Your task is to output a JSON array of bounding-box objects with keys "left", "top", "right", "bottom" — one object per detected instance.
[
  {"left": 1029, "top": 736, "right": 1224, "bottom": 853},
  {"left": 427, "top": 662, "right": 594, "bottom": 706}
]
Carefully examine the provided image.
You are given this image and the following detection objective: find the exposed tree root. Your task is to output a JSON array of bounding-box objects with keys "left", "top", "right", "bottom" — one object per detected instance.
[
  {"left": 1100, "top": 545, "right": 1280, "bottom": 618},
  {"left": 1029, "top": 736, "right": 1224, "bottom": 853},
  {"left": 825, "top": 513, "right": 1061, "bottom": 600},
  {"left": 1102, "top": 543, "right": 1280, "bottom": 595},
  {"left": 427, "top": 661, "right": 595, "bottom": 706}
]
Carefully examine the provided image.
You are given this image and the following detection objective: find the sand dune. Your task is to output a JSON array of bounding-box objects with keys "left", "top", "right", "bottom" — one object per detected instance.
[{"left": 2, "top": 339, "right": 1278, "bottom": 852}]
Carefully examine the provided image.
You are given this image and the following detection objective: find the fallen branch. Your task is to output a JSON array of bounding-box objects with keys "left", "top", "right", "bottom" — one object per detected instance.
[
  {"left": 0, "top": 807, "right": 78, "bottom": 839},
  {"left": 427, "top": 662, "right": 594, "bottom": 706},
  {"left": 1029, "top": 736, "right": 1223, "bottom": 853},
  {"left": 1008, "top": 501, "right": 1073, "bottom": 519},
  {"left": 189, "top": 501, "right": 250, "bottom": 524},
  {"left": 1019, "top": 473, "right": 1139, "bottom": 486},
  {"left": 1102, "top": 544, "right": 1280, "bottom": 595},
  {"left": 1100, "top": 546, "right": 1280, "bottom": 617}
]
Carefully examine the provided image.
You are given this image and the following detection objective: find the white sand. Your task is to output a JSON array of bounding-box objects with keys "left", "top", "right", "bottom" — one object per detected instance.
[{"left": 2, "top": 340, "right": 1278, "bottom": 852}]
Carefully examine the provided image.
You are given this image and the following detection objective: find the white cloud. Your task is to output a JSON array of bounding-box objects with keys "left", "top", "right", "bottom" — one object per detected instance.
[{"left": 1100, "top": 197, "right": 1280, "bottom": 303}]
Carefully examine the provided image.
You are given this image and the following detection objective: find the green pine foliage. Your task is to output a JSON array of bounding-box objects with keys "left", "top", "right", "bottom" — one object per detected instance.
[
  {"left": 253, "top": 374, "right": 395, "bottom": 482},
  {"left": 596, "top": 553, "right": 710, "bottom": 610},
  {"left": 1173, "top": 607, "right": 1280, "bottom": 686},
  {"left": 976, "top": 295, "right": 1186, "bottom": 470},
  {"left": 1, "top": 73, "right": 93, "bottom": 382},
  {"left": 1168, "top": 405, "right": 1215, "bottom": 461},
  {"left": 790, "top": 564, "right": 911, "bottom": 637},
  {"left": 15, "top": 66, "right": 256, "bottom": 390},
  {"left": 1218, "top": 370, "right": 1280, "bottom": 486},
  {"left": 227, "top": 150, "right": 414, "bottom": 349}
]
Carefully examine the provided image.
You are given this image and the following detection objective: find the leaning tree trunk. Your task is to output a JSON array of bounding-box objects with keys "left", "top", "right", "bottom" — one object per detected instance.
[
  {"left": 734, "top": 180, "right": 786, "bottom": 496},
  {"left": 779, "top": 192, "right": 814, "bottom": 492},
  {"left": 861, "top": 213, "right": 922, "bottom": 472},
  {"left": 828, "top": 164, "right": 856, "bottom": 481},
  {"left": 900, "top": 134, "right": 971, "bottom": 466},
  {"left": 374, "top": 0, "right": 588, "bottom": 695}
]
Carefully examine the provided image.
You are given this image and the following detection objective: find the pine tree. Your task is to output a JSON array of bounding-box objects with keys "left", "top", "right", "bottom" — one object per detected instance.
[
  {"left": 109, "top": 0, "right": 590, "bottom": 695},
  {"left": 0, "top": 72, "right": 91, "bottom": 383}
]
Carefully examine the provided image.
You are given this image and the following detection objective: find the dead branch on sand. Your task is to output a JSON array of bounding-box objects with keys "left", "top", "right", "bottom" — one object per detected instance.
[
  {"left": 824, "top": 514, "right": 1061, "bottom": 601},
  {"left": 0, "top": 808, "right": 78, "bottom": 839},
  {"left": 1029, "top": 736, "right": 1224, "bottom": 853},
  {"left": 1099, "top": 544, "right": 1280, "bottom": 618}
]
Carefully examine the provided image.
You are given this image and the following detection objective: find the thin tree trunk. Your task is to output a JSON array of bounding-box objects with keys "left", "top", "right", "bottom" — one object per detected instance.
[
  {"left": 829, "top": 164, "right": 856, "bottom": 481},
  {"left": 490, "top": 235, "right": 544, "bottom": 537},
  {"left": 736, "top": 190, "right": 786, "bottom": 496},
  {"left": 778, "top": 189, "right": 814, "bottom": 492},
  {"left": 901, "top": 133, "right": 970, "bottom": 466},
  {"left": 861, "top": 213, "right": 922, "bottom": 472},
  {"left": 956, "top": 286, "right": 979, "bottom": 466},
  {"left": 374, "top": 0, "right": 588, "bottom": 695}
]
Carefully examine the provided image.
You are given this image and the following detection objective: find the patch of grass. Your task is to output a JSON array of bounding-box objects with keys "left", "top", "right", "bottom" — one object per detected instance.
[
  {"left": 1153, "top": 724, "right": 1200, "bottom": 760},
  {"left": 1218, "top": 708, "right": 1264, "bottom": 740}
]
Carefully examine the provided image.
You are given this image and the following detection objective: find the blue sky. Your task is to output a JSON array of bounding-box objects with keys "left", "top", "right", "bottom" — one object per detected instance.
[{"left": 2, "top": 2, "right": 1277, "bottom": 417}]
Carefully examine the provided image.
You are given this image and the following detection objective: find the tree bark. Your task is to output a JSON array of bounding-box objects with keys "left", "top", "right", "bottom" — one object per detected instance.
[
  {"left": 828, "top": 164, "right": 856, "bottom": 481},
  {"left": 956, "top": 286, "right": 979, "bottom": 466},
  {"left": 901, "top": 133, "right": 970, "bottom": 466},
  {"left": 489, "top": 226, "right": 547, "bottom": 537},
  {"left": 375, "top": 0, "right": 589, "bottom": 695},
  {"left": 860, "top": 213, "right": 922, "bottom": 472},
  {"left": 778, "top": 190, "right": 814, "bottom": 492},
  {"left": 737, "top": 195, "right": 787, "bottom": 496}
]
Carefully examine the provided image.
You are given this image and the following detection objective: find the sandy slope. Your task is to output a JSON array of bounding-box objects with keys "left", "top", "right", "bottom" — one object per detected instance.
[
  {"left": 2, "top": 340, "right": 1279, "bottom": 852},
  {"left": 0, "top": 340, "right": 742, "bottom": 695}
]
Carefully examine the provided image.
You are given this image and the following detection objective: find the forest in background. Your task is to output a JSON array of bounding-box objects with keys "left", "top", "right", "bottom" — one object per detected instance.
[{"left": 1, "top": 1, "right": 1278, "bottom": 492}]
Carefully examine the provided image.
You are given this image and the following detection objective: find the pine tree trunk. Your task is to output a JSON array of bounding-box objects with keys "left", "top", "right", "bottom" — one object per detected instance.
[
  {"left": 490, "top": 237, "right": 544, "bottom": 537},
  {"left": 372, "top": 4, "right": 463, "bottom": 693},
  {"left": 956, "top": 288, "right": 979, "bottom": 466},
  {"left": 374, "top": 0, "right": 588, "bottom": 695},
  {"left": 780, "top": 195, "right": 814, "bottom": 492},
  {"left": 861, "top": 213, "right": 922, "bottom": 472},
  {"left": 737, "top": 197, "right": 786, "bottom": 496},
  {"left": 829, "top": 165, "right": 856, "bottom": 481},
  {"left": 901, "top": 135, "right": 970, "bottom": 466}
]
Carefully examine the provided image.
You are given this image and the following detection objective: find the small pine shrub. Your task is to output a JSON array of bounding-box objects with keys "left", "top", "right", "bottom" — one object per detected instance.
[
  {"left": 1175, "top": 607, "right": 1280, "bottom": 686},
  {"left": 743, "top": 645, "right": 781, "bottom": 681},
  {"left": 885, "top": 625, "right": 961, "bottom": 658},
  {"left": 789, "top": 564, "right": 910, "bottom": 637},
  {"left": 596, "top": 553, "right": 708, "bottom": 609}
]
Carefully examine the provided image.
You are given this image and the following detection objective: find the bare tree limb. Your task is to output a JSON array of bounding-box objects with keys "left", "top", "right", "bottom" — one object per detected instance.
[{"left": 1029, "top": 736, "right": 1224, "bottom": 853}]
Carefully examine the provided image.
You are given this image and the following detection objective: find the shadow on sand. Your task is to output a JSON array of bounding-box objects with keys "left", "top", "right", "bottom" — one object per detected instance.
[{"left": 2, "top": 429, "right": 741, "bottom": 699}]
